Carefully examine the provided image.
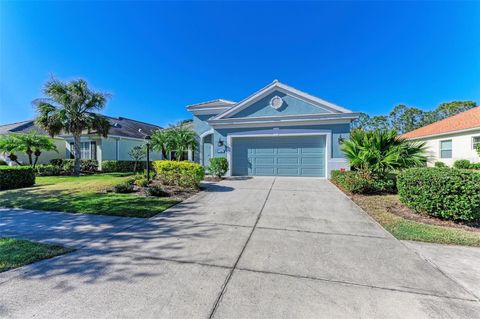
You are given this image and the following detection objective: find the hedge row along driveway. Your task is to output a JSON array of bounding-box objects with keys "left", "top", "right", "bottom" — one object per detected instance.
[{"left": 0, "top": 173, "right": 179, "bottom": 218}]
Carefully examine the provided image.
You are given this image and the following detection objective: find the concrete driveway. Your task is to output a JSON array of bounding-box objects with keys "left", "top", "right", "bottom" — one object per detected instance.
[{"left": 0, "top": 177, "right": 479, "bottom": 318}]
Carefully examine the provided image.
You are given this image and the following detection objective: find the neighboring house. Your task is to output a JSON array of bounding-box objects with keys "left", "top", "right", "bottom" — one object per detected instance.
[
  {"left": 187, "top": 80, "right": 359, "bottom": 177},
  {"left": 402, "top": 106, "right": 480, "bottom": 166},
  {"left": 0, "top": 116, "right": 163, "bottom": 168}
]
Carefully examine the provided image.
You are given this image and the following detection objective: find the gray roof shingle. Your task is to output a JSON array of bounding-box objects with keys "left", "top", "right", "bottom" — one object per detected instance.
[{"left": 0, "top": 116, "right": 162, "bottom": 139}]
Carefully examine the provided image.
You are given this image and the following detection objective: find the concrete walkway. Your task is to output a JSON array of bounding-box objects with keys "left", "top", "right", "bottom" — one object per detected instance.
[{"left": 0, "top": 177, "right": 479, "bottom": 318}]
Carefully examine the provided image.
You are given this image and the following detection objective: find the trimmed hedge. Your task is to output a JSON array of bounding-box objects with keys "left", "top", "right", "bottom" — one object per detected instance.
[
  {"left": 153, "top": 160, "right": 204, "bottom": 189},
  {"left": 0, "top": 166, "right": 35, "bottom": 190},
  {"left": 398, "top": 168, "right": 480, "bottom": 222},
  {"left": 50, "top": 159, "right": 98, "bottom": 174},
  {"left": 35, "top": 164, "right": 63, "bottom": 176},
  {"left": 453, "top": 160, "right": 471, "bottom": 169},
  {"left": 330, "top": 170, "right": 396, "bottom": 194},
  {"left": 101, "top": 160, "right": 150, "bottom": 173},
  {"left": 434, "top": 161, "right": 447, "bottom": 168},
  {"left": 452, "top": 159, "right": 480, "bottom": 170}
]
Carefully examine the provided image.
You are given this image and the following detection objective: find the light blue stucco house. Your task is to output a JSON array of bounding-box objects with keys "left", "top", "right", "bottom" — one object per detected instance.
[{"left": 187, "top": 80, "right": 359, "bottom": 177}]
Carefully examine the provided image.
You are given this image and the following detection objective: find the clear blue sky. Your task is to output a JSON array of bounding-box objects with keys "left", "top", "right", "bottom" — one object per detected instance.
[{"left": 1, "top": 1, "right": 479, "bottom": 127}]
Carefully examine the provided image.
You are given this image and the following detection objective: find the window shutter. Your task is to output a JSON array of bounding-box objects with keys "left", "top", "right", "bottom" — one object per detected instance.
[{"left": 91, "top": 142, "right": 97, "bottom": 160}]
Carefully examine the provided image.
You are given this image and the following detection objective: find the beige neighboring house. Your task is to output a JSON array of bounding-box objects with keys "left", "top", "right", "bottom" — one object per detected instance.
[
  {"left": 0, "top": 116, "right": 163, "bottom": 168},
  {"left": 401, "top": 106, "right": 480, "bottom": 166}
]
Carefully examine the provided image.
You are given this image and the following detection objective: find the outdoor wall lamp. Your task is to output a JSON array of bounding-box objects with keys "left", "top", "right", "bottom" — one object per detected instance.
[
  {"left": 338, "top": 135, "right": 345, "bottom": 144},
  {"left": 217, "top": 139, "right": 225, "bottom": 147}
]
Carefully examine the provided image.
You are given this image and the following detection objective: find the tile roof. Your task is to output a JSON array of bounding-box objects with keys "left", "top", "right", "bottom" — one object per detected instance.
[
  {"left": 401, "top": 106, "right": 480, "bottom": 139},
  {"left": 0, "top": 116, "right": 162, "bottom": 139}
]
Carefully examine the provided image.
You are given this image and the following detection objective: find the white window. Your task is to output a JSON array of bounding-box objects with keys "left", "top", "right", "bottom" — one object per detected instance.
[
  {"left": 80, "top": 142, "right": 91, "bottom": 159},
  {"left": 70, "top": 142, "right": 96, "bottom": 160},
  {"left": 440, "top": 140, "right": 452, "bottom": 159},
  {"left": 473, "top": 136, "right": 480, "bottom": 150}
]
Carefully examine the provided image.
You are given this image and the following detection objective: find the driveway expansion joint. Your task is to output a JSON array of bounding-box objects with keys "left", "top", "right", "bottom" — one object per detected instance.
[
  {"left": 207, "top": 177, "right": 276, "bottom": 319},
  {"left": 235, "top": 267, "right": 479, "bottom": 303},
  {"left": 255, "top": 226, "right": 390, "bottom": 240}
]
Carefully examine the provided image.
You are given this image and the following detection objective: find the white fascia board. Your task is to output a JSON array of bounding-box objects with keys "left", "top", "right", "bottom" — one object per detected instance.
[
  {"left": 209, "top": 112, "right": 359, "bottom": 125},
  {"left": 188, "top": 107, "right": 232, "bottom": 115},
  {"left": 405, "top": 127, "right": 480, "bottom": 141},
  {"left": 210, "top": 118, "right": 354, "bottom": 129},
  {"left": 214, "top": 80, "right": 354, "bottom": 120}
]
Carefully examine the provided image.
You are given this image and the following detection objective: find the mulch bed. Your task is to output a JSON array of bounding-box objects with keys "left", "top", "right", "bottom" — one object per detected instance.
[
  {"left": 348, "top": 192, "right": 480, "bottom": 232},
  {"left": 135, "top": 180, "right": 199, "bottom": 200},
  {"left": 383, "top": 199, "right": 480, "bottom": 232}
]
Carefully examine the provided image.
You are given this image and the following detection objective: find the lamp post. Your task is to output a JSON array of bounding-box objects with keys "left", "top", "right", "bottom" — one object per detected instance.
[{"left": 144, "top": 135, "right": 151, "bottom": 183}]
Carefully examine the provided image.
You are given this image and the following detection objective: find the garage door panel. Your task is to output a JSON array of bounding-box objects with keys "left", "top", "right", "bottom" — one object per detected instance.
[
  {"left": 301, "top": 157, "right": 322, "bottom": 165},
  {"left": 277, "top": 147, "right": 299, "bottom": 154},
  {"left": 277, "top": 168, "right": 301, "bottom": 176},
  {"left": 253, "top": 167, "right": 276, "bottom": 176},
  {"left": 232, "top": 136, "right": 326, "bottom": 177},
  {"left": 277, "top": 157, "right": 299, "bottom": 165},
  {"left": 301, "top": 168, "right": 324, "bottom": 176},
  {"left": 254, "top": 157, "right": 275, "bottom": 165},
  {"left": 252, "top": 148, "right": 275, "bottom": 155}
]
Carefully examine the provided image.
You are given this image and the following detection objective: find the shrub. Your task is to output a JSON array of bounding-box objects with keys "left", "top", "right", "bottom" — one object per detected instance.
[
  {"left": 471, "top": 162, "right": 480, "bottom": 170},
  {"left": 101, "top": 160, "right": 150, "bottom": 173},
  {"left": 434, "top": 161, "right": 447, "bottom": 168},
  {"left": 341, "top": 129, "right": 426, "bottom": 175},
  {"left": 208, "top": 157, "right": 228, "bottom": 178},
  {"left": 50, "top": 158, "right": 64, "bottom": 167},
  {"left": 0, "top": 166, "right": 35, "bottom": 190},
  {"left": 113, "top": 181, "right": 134, "bottom": 193},
  {"left": 147, "top": 185, "right": 169, "bottom": 197},
  {"left": 398, "top": 168, "right": 480, "bottom": 222},
  {"left": 153, "top": 160, "right": 204, "bottom": 189},
  {"left": 330, "top": 170, "right": 396, "bottom": 194},
  {"left": 453, "top": 159, "right": 471, "bottom": 169},
  {"left": 135, "top": 177, "right": 149, "bottom": 187},
  {"left": 53, "top": 159, "right": 98, "bottom": 174},
  {"left": 0, "top": 160, "right": 7, "bottom": 166},
  {"left": 35, "top": 164, "right": 63, "bottom": 176}
]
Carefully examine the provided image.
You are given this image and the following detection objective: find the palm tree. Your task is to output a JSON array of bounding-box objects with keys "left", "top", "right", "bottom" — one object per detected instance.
[
  {"left": 16, "top": 131, "right": 58, "bottom": 168},
  {"left": 151, "top": 126, "right": 197, "bottom": 161},
  {"left": 341, "top": 129, "right": 426, "bottom": 177},
  {"left": 150, "top": 129, "right": 170, "bottom": 159},
  {"left": 33, "top": 78, "right": 110, "bottom": 175},
  {"left": 168, "top": 126, "right": 197, "bottom": 161},
  {"left": 0, "top": 135, "right": 22, "bottom": 165}
]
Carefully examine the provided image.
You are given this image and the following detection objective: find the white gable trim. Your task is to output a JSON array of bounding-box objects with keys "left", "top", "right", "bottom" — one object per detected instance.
[{"left": 213, "top": 80, "right": 353, "bottom": 120}]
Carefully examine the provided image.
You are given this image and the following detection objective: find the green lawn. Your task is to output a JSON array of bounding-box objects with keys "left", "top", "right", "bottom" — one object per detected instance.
[
  {"left": 0, "top": 173, "right": 180, "bottom": 218},
  {"left": 0, "top": 238, "right": 73, "bottom": 272},
  {"left": 352, "top": 194, "right": 480, "bottom": 247}
]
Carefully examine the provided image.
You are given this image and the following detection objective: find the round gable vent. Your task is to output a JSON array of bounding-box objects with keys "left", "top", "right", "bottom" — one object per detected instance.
[{"left": 269, "top": 96, "right": 283, "bottom": 110}]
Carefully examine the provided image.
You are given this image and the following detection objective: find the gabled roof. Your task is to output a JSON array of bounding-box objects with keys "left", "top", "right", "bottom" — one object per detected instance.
[
  {"left": 104, "top": 116, "right": 162, "bottom": 139},
  {"left": 0, "top": 120, "right": 47, "bottom": 135},
  {"left": 186, "top": 99, "right": 236, "bottom": 110},
  {"left": 212, "top": 80, "right": 353, "bottom": 120},
  {"left": 401, "top": 106, "right": 480, "bottom": 139},
  {"left": 0, "top": 116, "right": 162, "bottom": 140}
]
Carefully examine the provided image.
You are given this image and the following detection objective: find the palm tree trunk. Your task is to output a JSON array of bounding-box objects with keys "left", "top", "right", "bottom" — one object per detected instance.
[
  {"left": 73, "top": 134, "right": 81, "bottom": 176},
  {"left": 33, "top": 156, "right": 39, "bottom": 168},
  {"left": 26, "top": 149, "right": 33, "bottom": 166}
]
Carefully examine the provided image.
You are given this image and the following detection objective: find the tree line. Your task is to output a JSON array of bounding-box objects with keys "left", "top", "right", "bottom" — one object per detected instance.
[{"left": 353, "top": 101, "right": 477, "bottom": 134}]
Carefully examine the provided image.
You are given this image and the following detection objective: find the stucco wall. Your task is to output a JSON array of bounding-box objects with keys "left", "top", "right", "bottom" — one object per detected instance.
[
  {"left": 416, "top": 129, "right": 480, "bottom": 166},
  {"left": 0, "top": 138, "right": 66, "bottom": 165},
  {"left": 231, "top": 90, "right": 330, "bottom": 118},
  {"left": 101, "top": 137, "right": 162, "bottom": 161}
]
